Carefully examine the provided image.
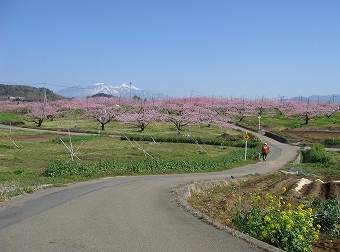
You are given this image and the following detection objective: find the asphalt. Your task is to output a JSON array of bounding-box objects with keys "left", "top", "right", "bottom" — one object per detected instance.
[{"left": 0, "top": 126, "right": 298, "bottom": 252}]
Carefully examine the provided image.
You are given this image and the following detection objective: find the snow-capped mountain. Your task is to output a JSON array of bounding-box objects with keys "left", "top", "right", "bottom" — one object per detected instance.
[{"left": 57, "top": 83, "right": 163, "bottom": 99}]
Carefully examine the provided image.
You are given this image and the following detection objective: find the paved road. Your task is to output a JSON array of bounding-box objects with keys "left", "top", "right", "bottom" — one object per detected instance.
[{"left": 0, "top": 129, "right": 297, "bottom": 252}]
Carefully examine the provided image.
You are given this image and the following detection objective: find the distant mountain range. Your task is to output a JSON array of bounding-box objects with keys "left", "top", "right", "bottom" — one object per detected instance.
[
  {"left": 56, "top": 83, "right": 167, "bottom": 99},
  {"left": 1, "top": 83, "right": 339, "bottom": 103},
  {"left": 287, "top": 95, "right": 340, "bottom": 103}
]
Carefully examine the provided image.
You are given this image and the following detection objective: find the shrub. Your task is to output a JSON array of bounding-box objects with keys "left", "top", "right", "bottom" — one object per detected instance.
[
  {"left": 232, "top": 189, "right": 320, "bottom": 252},
  {"left": 312, "top": 198, "right": 340, "bottom": 236},
  {"left": 324, "top": 137, "right": 340, "bottom": 146},
  {"left": 303, "top": 144, "right": 331, "bottom": 164}
]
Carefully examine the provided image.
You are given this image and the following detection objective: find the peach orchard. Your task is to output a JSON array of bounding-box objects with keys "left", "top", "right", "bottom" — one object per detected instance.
[{"left": 0, "top": 97, "right": 339, "bottom": 132}]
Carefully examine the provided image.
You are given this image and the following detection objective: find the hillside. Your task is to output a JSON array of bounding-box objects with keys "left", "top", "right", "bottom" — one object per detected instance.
[{"left": 0, "top": 84, "right": 64, "bottom": 101}]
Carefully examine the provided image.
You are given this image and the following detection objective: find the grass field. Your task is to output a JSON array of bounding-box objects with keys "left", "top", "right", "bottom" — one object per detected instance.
[
  {"left": 238, "top": 112, "right": 340, "bottom": 133},
  {"left": 0, "top": 117, "right": 260, "bottom": 200}
]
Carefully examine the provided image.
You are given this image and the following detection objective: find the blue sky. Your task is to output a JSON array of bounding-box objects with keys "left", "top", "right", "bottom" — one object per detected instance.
[{"left": 1, "top": 0, "right": 339, "bottom": 99}]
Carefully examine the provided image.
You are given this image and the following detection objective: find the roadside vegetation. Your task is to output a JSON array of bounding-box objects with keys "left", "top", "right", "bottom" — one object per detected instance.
[{"left": 189, "top": 146, "right": 340, "bottom": 252}]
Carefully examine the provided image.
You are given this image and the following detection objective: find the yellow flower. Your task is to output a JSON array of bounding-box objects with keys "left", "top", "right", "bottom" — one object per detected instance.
[
  {"left": 298, "top": 212, "right": 305, "bottom": 218},
  {"left": 298, "top": 204, "right": 305, "bottom": 210},
  {"left": 316, "top": 224, "right": 321, "bottom": 230},
  {"left": 297, "top": 234, "right": 303, "bottom": 240},
  {"left": 264, "top": 215, "right": 271, "bottom": 222},
  {"left": 282, "top": 187, "right": 287, "bottom": 193},
  {"left": 266, "top": 206, "right": 274, "bottom": 211}
]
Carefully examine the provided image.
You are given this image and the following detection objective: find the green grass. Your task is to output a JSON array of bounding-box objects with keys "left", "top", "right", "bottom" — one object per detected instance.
[
  {"left": 0, "top": 111, "right": 25, "bottom": 125},
  {"left": 286, "top": 151, "right": 340, "bottom": 180},
  {"left": 238, "top": 113, "right": 340, "bottom": 132},
  {"left": 0, "top": 124, "right": 259, "bottom": 200},
  {"left": 42, "top": 148, "right": 259, "bottom": 178},
  {"left": 41, "top": 116, "right": 238, "bottom": 137},
  {"left": 0, "top": 128, "right": 251, "bottom": 173}
]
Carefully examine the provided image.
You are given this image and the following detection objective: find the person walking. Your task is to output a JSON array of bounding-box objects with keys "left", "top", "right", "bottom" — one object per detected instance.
[{"left": 261, "top": 143, "right": 269, "bottom": 161}]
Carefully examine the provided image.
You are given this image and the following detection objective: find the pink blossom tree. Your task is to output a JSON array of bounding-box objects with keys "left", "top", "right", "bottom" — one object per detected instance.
[
  {"left": 25, "top": 102, "right": 59, "bottom": 127},
  {"left": 118, "top": 100, "right": 161, "bottom": 132},
  {"left": 160, "top": 98, "right": 208, "bottom": 134},
  {"left": 207, "top": 98, "right": 257, "bottom": 124},
  {"left": 253, "top": 99, "right": 278, "bottom": 117},
  {"left": 318, "top": 102, "right": 340, "bottom": 119},
  {"left": 279, "top": 101, "right": 324, "bottom": 124},
  {"left": 84, "top": 97, "right": 125, "bottom": 131}
]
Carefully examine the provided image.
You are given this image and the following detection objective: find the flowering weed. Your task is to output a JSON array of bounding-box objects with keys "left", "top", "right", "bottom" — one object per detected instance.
[{"left": 232, "top": 188, "right": 320, "bottom": 252}]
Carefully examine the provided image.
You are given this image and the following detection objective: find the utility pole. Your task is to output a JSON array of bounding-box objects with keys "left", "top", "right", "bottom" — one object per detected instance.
[
  {"left": 129, "top": 82, "right": 132, "bottom": 99},
  {"left": 42, "top": 83, "right": 47, "bottom": 103}
]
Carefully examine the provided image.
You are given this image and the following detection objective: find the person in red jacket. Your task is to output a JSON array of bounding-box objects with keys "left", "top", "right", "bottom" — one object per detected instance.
[{"left": 261, "top": 143, "right": 269, "bottom": 161}]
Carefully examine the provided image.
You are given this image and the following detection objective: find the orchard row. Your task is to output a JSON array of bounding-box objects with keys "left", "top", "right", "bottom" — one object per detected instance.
[{"left": 0, "top": 97, "right": 339, "bottom": 131}]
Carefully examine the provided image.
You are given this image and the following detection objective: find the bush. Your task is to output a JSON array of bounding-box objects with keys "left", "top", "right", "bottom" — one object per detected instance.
[
  {"left": 303, "top": 144, "right": 331, "bottom": 164},
  {"left": 312, "top": 198, "right": 340, "bottom": 236},
  {"left": 232, "top": 189, "right": 320, "bottom": 252},
  {"left": 324, "top": 137, "right": 340, "bottom": 146}
]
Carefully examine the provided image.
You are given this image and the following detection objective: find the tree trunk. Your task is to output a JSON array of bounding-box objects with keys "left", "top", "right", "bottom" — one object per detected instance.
[{"left": 35, "top": 118, "right": 43, "bottom": 127}]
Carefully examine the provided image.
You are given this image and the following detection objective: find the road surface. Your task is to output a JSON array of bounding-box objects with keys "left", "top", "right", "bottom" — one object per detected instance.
[{"left": 0, "top": 129, "right": 296, "bottom": 252}]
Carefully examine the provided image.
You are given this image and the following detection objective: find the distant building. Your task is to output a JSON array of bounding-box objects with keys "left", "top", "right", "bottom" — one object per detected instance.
[{"left": 9, "top": 96, "right": 26, "bottom": 101}]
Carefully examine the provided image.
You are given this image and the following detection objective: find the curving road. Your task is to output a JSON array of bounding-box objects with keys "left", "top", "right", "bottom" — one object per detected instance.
[{"left": 0, "top": 129, "right": 297, "bottom": 252}]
